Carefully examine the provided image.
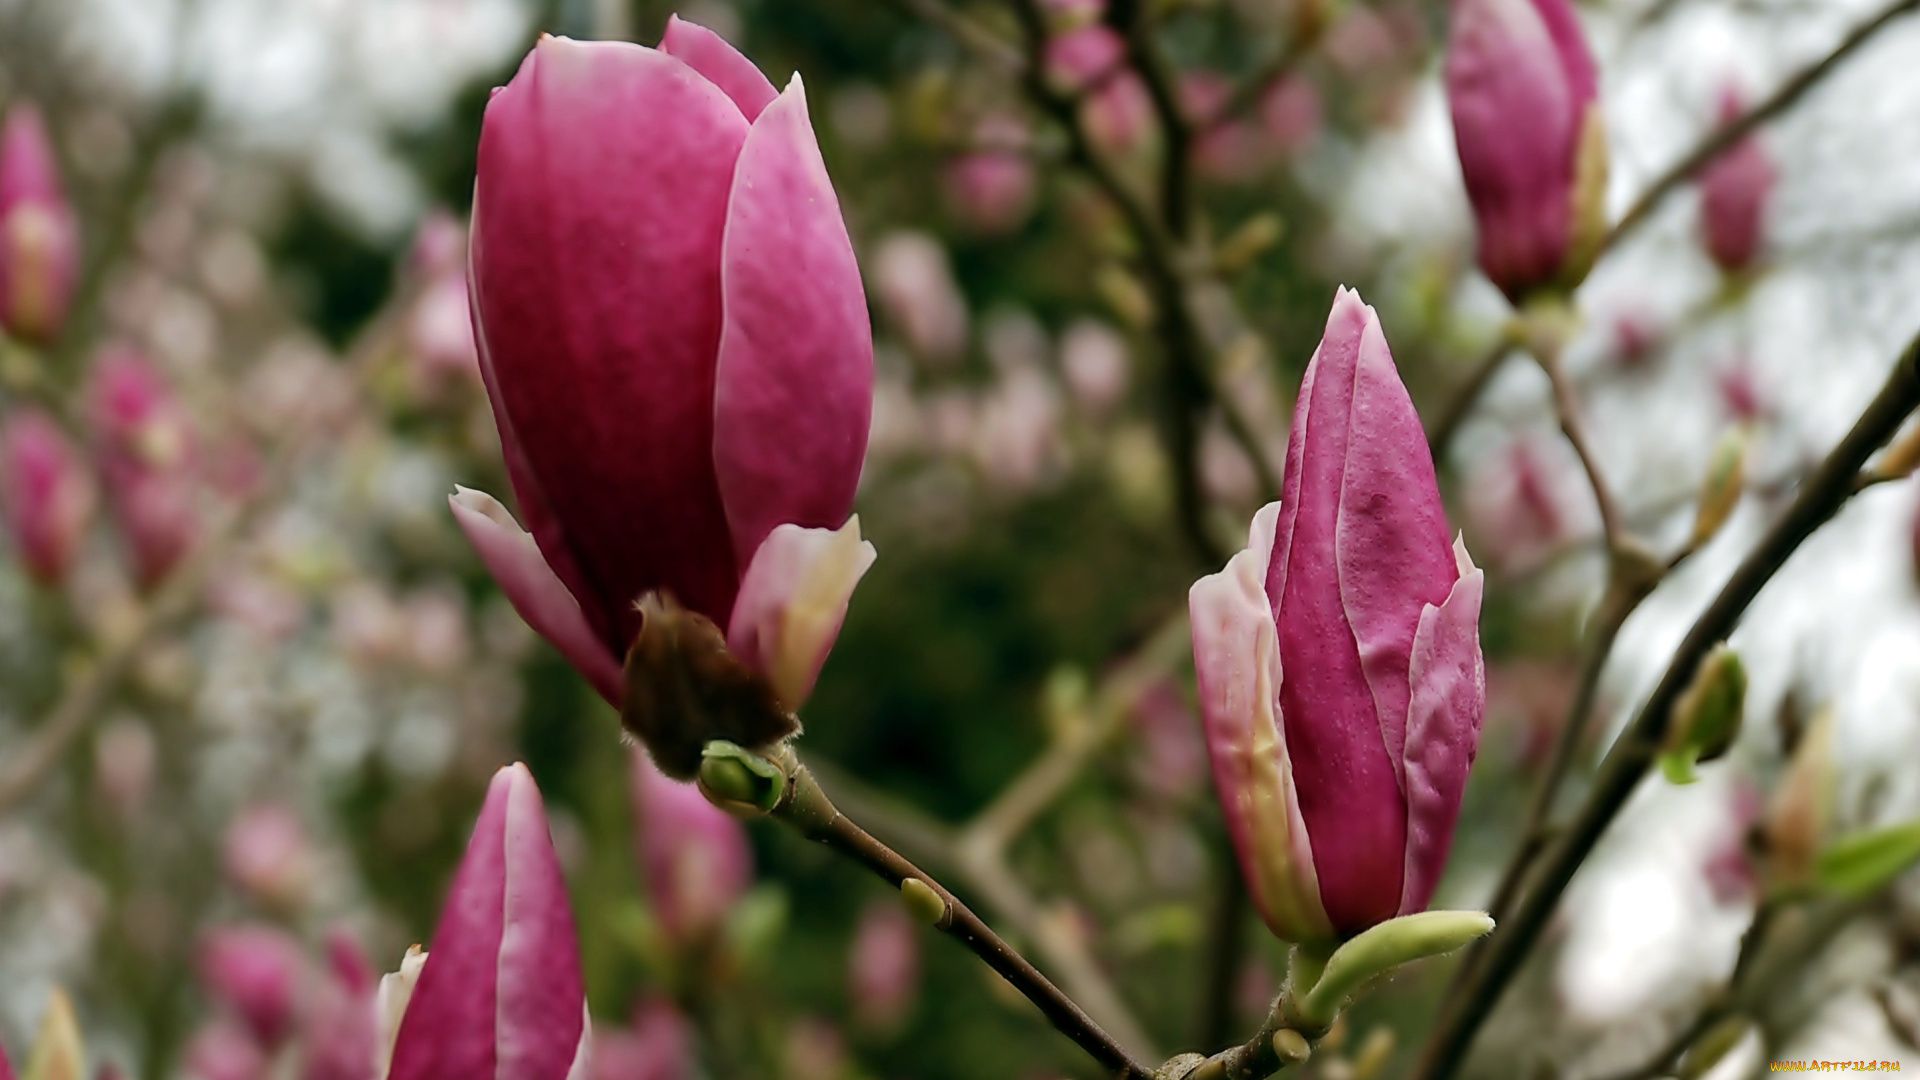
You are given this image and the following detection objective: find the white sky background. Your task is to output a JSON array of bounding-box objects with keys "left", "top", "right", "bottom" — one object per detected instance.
[{"left": 48, "top": 0, "right": 529, "bottom": 235}]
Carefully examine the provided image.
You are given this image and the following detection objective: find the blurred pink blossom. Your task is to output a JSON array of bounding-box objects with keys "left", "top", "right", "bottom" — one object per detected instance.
[
  {"left": 1181, "top": 72, "right": 1266, "bottom": 182},
  {"left": 1259, "top": 75, "right": 1323, "bottom": 159},
  {"left": 199, "top": 925, "right": 307, "bottom": 1047},
  {"left": 1128, "top": 678, "right": 1207, "bottom": 800},
  {"left": 0, "top": 408, "right": 96, "bottom": 584},
  {"left": 872, "top": 231, "right": 969, "bottom": 366},
  {"left": 591, "top": 997, "right": 695, "bottom": 1080},
  {"left": 185, "top": 1022, "right": 268, "bottom": 1080},
  {"left": 848, "top": 900, "right": 921, "bottom": 1034},
  {"left": 1698, "top": 86, "right": 1776, "bottom": 274},
  {"left": 631, "top": 747, "right": 753, "bottom": 946},
  {"left": 224, "top": 804, "right": 314, "bottom": 912},
  {"left": 1059, "top": 318, "right": 1130, "bottom": 418},
  {"left": 944, "top": 116, "right": 1037, "bottom": 236},
  {"left": 0, "top": 103, "right": 79, "bottom": 344},
  {"left": 85, "top": 346, "right": 201, "bottom": 590},
  {"left": 1045, "top": 25, "right": 1153, "bottom": 157}
]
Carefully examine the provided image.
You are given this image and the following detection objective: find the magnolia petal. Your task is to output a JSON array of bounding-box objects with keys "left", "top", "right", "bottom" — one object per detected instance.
[
  {"left": 713, "top": 75, "right": 873, "bottom": 572},
  {"left": 450, "top": 487, "right": 623, "bottom": 706},
  {"left": 724, "top": 517, "right": 875, "bottom": 711},
  {"left": 1445, "top": 0, "right": 1596, "bottom": 299},
  {"left": 472, "top": 36, "right": 748, "bottom": 633},
  {"left": 375, "top": 947, "right": 427, "bottom": 1080},
  {"left": 1332, "top": 292, "right": 1456, "bottom": 791},
  {"left": 1190, "top": 503, "right": 1331, "bottom": 943},
  {"left": 659, "top": 16, "right": 779, "bottom": 121},
  {"left": 388, "top": 765, "right": 585, "bottom": 1080},
  {"left": 1399, "top": 537, "right": 1487, "bottom": 916},
  {"left": 1269, "top": 289, "right": 1411, "bottom": 934}
]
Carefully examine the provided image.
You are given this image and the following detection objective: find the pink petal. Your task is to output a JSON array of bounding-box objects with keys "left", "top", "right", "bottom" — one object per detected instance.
[
  {"left": 0, "top": 103, "right": 78, "bottom": 344},
  {"left": 1265, "top": 289, "right": 1412, "bottom": 933},
  {"left": 389, "top": 764, "right": 585, "bottom": 1080},
  {"left": 1399, "top": 538, "right": 1487, "bottom": 915},
  {"left": 1334, "top": 296, "right": 1457, "bottom": 789},
  {"left": 630, "top": 747, "right": 753, "bottom": 943},
  {"left": 1445, "top": 0, "right": 1596, "bottom": 299},
  {"left": 659, "top": 16, "right": 779, "bottom": 122},
  {"left": 472, "top": 36, "right": 749, "bottom": 635},
  {"left": 712, "top": 77, "right": 873, "bottom": 573},
  {"left": 1190, "top": 502, "right": 1331, "bottom": 943},
  {"left": 724, "top": 518, "right": 875, "bottom": 711},
  {"left": 450, "top": 487, "right": 623, "bottom": 706}
]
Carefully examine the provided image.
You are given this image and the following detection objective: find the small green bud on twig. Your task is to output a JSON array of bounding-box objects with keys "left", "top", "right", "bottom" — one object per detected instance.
[
  {"left": 1660, "top": 644, "right": 1746, "bottom": 785},
  {"left": 900, "top": 877, "right": 950, "bottom": 926},
  {"left": 1295, "top": 910, "right": 1494, "bottom": 1028},
  {"left": 1691, "top": 427, "right": 1749, "bottom": 548},
  {"left": 1270, "top": 1029, "right": 1311, "bottom": 1067},
  {"left": 697, "top": 740, "right": 786, "bottom": 816}
]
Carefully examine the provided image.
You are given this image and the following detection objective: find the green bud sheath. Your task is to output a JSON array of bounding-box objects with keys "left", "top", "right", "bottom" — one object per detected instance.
[
  {"left": 1296, "top": 910, "right": 1495, "bottom": 1027},
  {"left": 697, "top": 740, "right": 786, "bottom": 815},
  {"left": 1663, "top": 644, "right": 1746, "bottom": 778}
]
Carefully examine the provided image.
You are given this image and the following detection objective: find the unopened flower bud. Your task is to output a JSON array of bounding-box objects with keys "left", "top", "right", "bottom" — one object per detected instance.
[
  {"left": 0, "top": 409, "right": 94, "bottom": 585},
  {"left": 1690, "top": 428, "right": 1748, "bottom": 548},
  {"left": 23, "top": 989, "right": 85, "bottom": 1080},
  {"left": 85, "top": 347, "right": 200, "bottom": 590},
  {"left": 1765, "top": 707, "right": 1836, "bottom": 889},
  {"left": 1446, "top": 0, "right": 1608, "bottom": 302},
  {"left": 223, "top": 805, "right": 314, "bottom": 913},
  {"left": 849, "top": 900, "right": 921, "bottom": 1034},
  {"left": 0, "top": 104, "right": 79, "bottom": 345},
  {"left": 632, "top": 747, "right": 752, "bottom": 944},
  {"left": 1698, "top": 86, "right": 1775, "bottom": 274},
  {"left": 1660, "top": 645, "right": 1745, "bottom": 785},
  {"left": 198, "top": 926, "right": 305, "bottom": 1048}
]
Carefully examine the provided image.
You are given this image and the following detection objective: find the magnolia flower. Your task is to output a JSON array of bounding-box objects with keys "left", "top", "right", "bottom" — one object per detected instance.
[
  {"left": 455, "top": 22, "right": 874, "bottom": 743},
  {"left": 85, "top": 347, "right": 201, "bottom": 590},
  {"left": 1445, "top": 0, "right": 1607, "bottom": 301},
  {"left": 0, "top": 409, "right": 95, "bottom": 584},
  {"left": 383, "top": 764, "right": 588, "bottom": 1080},
  {"left": 0, "top": 103, "right": 78, "bottom": 344},
  {"left": 198, "top": 925, "right": 306, "bottom": 1047},
  {"left": 848, "top": 900, "right": 921, "bottom": 1034},
  {"left": 630, "top": 747, "right": 751, "bottom": 946},
  {"left": 1698, "top": 86, "right": 1776, "bottom": 274},
  {"left": 1190, "top": 289, "right": 1486, "bottom": 941}
]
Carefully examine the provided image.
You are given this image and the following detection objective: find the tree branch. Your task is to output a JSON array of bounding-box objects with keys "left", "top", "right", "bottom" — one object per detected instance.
[
  {"left": 1411, "top": 330, "right": 1920, "bottom": 1080},
  {"left": 1601, "top": 0, "right": 1920, "bottom": 256}
]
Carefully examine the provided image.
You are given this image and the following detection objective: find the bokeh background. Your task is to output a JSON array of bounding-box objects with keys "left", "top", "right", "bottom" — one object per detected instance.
[{"left": 2, "top": 0, "right": 1920, "bottom": 1077}]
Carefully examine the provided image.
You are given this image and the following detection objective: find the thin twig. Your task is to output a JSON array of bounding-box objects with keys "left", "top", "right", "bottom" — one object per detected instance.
[
  {"left": 1412, "top": 331, "right": 1920, "bottom": 1080},
  {"left": 1601, "top": 0, "right": 1920, "bottom": 256},
  {"left": 1539, "top": 347, "right": 1627, "bottom": 550},
  {"left": 1107, "top": 0, "right": 1192, "bottom": 238},
  {"left": 781, "top": 757, "right": 1157, "bottom": 1080}
]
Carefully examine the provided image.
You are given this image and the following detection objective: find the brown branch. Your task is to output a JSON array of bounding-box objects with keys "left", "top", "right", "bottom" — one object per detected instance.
[
  {"left": 1601, "top": 0, "right": 1920, "bottom": 256},
  {"left": 775, "top": 755, "right": 1156, "bottom": 1080},
  {"left": 1412, "top": 330, "right": 1920, "bottom": 1080},
  {"left": 1538, "top": 346, "right": 1627, "bottom": 551}
]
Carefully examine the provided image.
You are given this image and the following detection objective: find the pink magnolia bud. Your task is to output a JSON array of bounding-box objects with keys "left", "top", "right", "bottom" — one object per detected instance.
[
  {"left": 223, "top": 804, "right": 314, "bottom": 912},
  {"left": 1697, "top": 87, "right": 1775, "bottom": 273},
  {"left": 1190, "top": 289, "right": 1486, "bottom": 942},
  {"left": 456, "top": 24, "right": 874, "bottom": 717},
  {"left": 943, "top": 117, "right": 1037, "bottom": 236},
  {"left": 0, "top": 104, "right": 79, "bottom": 344},
  {"left": 386, "top": 764, "right": 587, "bottom": 1080},
  {"left": 1045, "top": 25, "right": 1153, "bottom": 157},
  {"left": 1128, "top": 678, "right": 1207, "bottom": 800},
  {"left": 1059, "top": 318, "right": 1130, "bottom": 418},
  {"left": 85, "top": 347, "right": 200, "bottom": 590},
  {"left": 300, "top": 930, "right": 378, "bottom": 1080},
  {"left": 848, "top": 900, "right": 920, "bottom": 1034},
  {"left": 590, "top": 997, "right": 694, "bottom": 1080},
  {"left": 1445, "top": 0, "right": 1607, "bottom": 302},
  {"left": 1259, "top": 76, "right": 1323, "bottom": 159},
  {"left": 405, "top": 211, "right": 479, "bottom": 385},
  {"left": 1181, "top": 72, "right": 1267, "bottom": 183},
  {"left": 198, "top": 925, "right": 307, "bottom": 1047},
  {"left": 872, "top": 231, "right": 970, "bottom": 366},
  {"left": 630, "top": 747, "right": 751, "bottom": 945},
  {"left": 0, "top": 409, "right": 95, "bottom": 584},
  {"left": 185, "top": 1023, "right": 267, "bottom": 1080}
]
